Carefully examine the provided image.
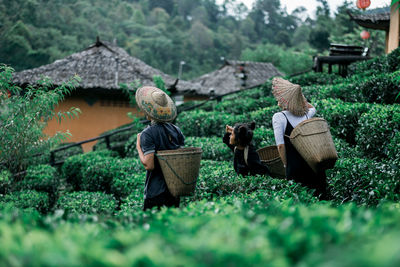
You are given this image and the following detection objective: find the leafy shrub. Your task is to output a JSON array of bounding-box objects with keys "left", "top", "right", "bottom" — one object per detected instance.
[
  {"left": 176, "top": 110, "right": 245, "bottom": 137},
  {"left": 289, "top": 72, "right": 343, "bottom": 87},
  {"left": 194, "top": 160, "right": 315, "bottom": 202},
  {"left": 61, "top": 150, "right": 118, "bottom": 190},
  {"left": 110, "top": 159, "right": 145, "bottom": 199},
  {"left": 313, "top": 98, "right": 370, "bottom": 144},
  {"left": 93, "top": 118, "right": 145, "bottom": 157},
  {"left": 0, "top": 65, "right": 80, "bottom": 174},
  {"left": 386, "top": 46, "right": 400, "bottom": 72},
  {"left": 0, "top": 170, "right": 11, "bottom": 195},
  {"left": 212, "top": 96, "right": 276, "bottom": 115},
  {"left": 248, "top": 106, "right": 280, "bottom": 128},
  {"left": 16, "top": 164, "right": 58, "bottom": 194},
  {"left": 327, "top": 157, "right": 400, "bottom": 206},
  {"left": 56, "top": 191, "right": 116, "bottom": 215},
  {"left": 0, "top": 190, "right": 49, "bottom": 213},
  {"left": 348, "top": 53, "right": 389, "bottom": 75},
  {"left": 355, "top": 104, "right": 400, "bottom": 159},
  {"left": 52, "top": 142, "right": 83, "bottom": 163},
  {"left": 252, "top": 126, "right": 275, "bottom": 148},
  {"left": 305, "top": 73, "right": 400, "bottom": 104},
  {"left": 185, "top": 136, "right": 232, "bottom": 161}
]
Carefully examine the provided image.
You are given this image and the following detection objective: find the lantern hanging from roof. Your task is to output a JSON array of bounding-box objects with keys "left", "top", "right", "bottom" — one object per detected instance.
[
  {"left": 356, "top": 0, "right": 371, "bottom": 10},
  {"left": 360, "top": 30, "right": 370, "bottom": 40}
]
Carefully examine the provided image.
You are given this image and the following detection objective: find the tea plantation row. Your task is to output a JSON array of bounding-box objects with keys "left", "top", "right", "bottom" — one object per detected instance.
[{"left": 0, "top": 48, "right": 400, "bottom": 265}]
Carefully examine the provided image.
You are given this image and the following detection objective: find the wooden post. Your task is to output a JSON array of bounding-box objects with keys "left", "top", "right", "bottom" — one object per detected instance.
[
  {"left": 385, "top": 30, "right": 390, "bottom": 54},
  {"left": 388, "top": 2, "right": 400, "bottom": 53}
]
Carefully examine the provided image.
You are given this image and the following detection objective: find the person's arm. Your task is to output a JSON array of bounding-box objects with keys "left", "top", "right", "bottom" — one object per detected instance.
[
  {"left": 277, "top": 144, "right": 287, "bottom": 168},
  {"left": 136, "top": 133, "right": 155, "bottom": 171}
]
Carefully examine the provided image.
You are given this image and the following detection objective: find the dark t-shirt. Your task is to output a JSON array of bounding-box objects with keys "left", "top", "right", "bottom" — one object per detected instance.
[
  {"left": 223, "top": 132, "right": 270, "bottom": 177},
  {"left": 140, "top": 122, "right": 185, "bottom": 199}
]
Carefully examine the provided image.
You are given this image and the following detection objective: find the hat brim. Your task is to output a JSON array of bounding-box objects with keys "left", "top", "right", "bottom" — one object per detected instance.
[{"left": 136, "top": 86, "right": 177, "bottom": 122}]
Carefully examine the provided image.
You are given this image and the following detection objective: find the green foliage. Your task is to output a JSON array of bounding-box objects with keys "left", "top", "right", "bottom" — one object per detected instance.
[
  {"left": 212, "top": 96, "right": 276, "bottom": 115},
  {"left": 176, "top": 110, "right": 245, "bottom": 137},
  {"left": 0, "top": 190, "right": 49, "bottom": 213},
  {"left": 184, "top": 136, "right": 232, "bottom": 161},
  {"left": 153, "top": 75, "right": 170, "bottom": 95},
  {"left": 355, "top": 104, "right": 400, "bottom": 159},
  {"left": 0, "top": 170, "right": 11, "bottom": 195},
  {"left": 288, "top": 72, "right": 343, "bottom": 87},
  {"left": 61, "top": 150, "right": 118, "bottom": 191},
  {"left": 95, "top": 118, "right": 145, "bottom": 157},
  {"left": 56, "top": 191, "right": 116, "bottom": 216},
  {"left": 313, "top": 98, "right": 371, "bottom": 144},
  {"left": 248, "top": 106, "right": 281, "bottom": 128},
  {"left": 327, "top": 157, "right": 400, "bottom": 205},
  {"left": 304, "top": 73, "right": 400, "bottom": 105},
  {"left": 0, "top": 65, "right": 80, "bottom": 175},
  {"left": 16, "top": 164, "right": 58, "bottom": 194}
]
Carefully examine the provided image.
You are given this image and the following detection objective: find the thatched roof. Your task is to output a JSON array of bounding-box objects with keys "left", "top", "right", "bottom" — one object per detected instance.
[
  {"left": 347, "top": 10, "right": 390, "bottom": 31},
  {"left": 187, "top": 60, "right": 283, "bottom": 96},
  {"left": 12, "top": 38, "right": 200, "bottom": 92}
]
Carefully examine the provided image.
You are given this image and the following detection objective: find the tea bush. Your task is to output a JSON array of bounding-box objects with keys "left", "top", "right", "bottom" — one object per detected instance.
[
  {"left": 176, "top": 110, "right": 246, "bottom": 137},
  {"left": 355, "top": 104, "right": 400, "bottom": 159},
  {"left": 212, "top": 96, "right": 276, "bottom": 114},
  {"left": 184, "top": 136, "right": 230, "bottom": 161},
  {"left": 93, "top": 118, "right": 145, "bottom": 157},
  {"left": 0, "top": 170, "right": 11, "bottom": 195},
  {"left": 252, "top": 126, "right": 275, "bottom": 148},
  {"left": 16, "top": 164, "right": 58, "bottom": 194},
  {"left": 61, "top": 150, "right": 118, "bottom": 190},
  {"left": 313, "top": 98, "right": 370, "bottom": 144},
  {"left": 304, "top": 73, "right": 400, "bottom": 104},
  {"left": 110, "top": 160, "right": 145, "bottom": 199},
  {"left": 56, "top": 191, "right": 116, "bottom": 215},
  {"left": 248, "top": 106, "right": 280, "bottom": 128},
  {"left": 289, "top": 72, "right": 343, "bottom": 86},
  {"left": 0, "top": 190, "right": 49, "bottom": 213},
  {"left": 327, "top": 157, "right": 400, "bottom": 205}
]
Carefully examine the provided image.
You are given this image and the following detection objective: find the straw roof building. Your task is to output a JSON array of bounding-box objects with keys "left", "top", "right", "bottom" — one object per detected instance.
[
  {"left": 13, "top": 37, "right": 199, "bottom": 92},
  {"left": 12, "top": 38, "right": 200, "bottom": 151},
  {"left": 186, "top": 60, "right": 283, "bottom": 96}
]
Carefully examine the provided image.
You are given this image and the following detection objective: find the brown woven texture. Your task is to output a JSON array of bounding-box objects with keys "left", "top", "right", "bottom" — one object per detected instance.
[
  {"left": 257, "top": 146, "right": 286, "bottom": 179},
  {"left": 289, "top": 118, "right": 338, "bottom": 173},
  {"left": 272, "top": 77, "right": 308, "bottom": 116},
  {"left": 157, "top": 147, "right": 202, "bottom": 197}
]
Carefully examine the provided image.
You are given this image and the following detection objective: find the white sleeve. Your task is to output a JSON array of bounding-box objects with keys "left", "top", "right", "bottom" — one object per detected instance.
[
  {"left": 307, "top": 107, "right": 316, "bottom": 118},
  {"left": 272, "top": 112, "right": 286, "bottom": 145}
]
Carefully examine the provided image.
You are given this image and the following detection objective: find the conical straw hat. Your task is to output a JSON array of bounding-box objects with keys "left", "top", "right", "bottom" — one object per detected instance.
[
  {"left": 272, "top": 77, "right": 308, "bottom": 116},
  {"left": 135, "top": 86, "right": 177, "bottom": 122}
]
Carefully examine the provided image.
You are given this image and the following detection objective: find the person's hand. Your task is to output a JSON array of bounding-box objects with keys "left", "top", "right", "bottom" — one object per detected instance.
[
  {"left": 136, "top": 133, "right": 141, "bottom": 150},
  {"left": 226, "top": 125, "right": 233, "bottom": 133}
]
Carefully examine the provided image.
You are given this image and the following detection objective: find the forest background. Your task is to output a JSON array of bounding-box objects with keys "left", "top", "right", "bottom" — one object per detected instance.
[{"left": 0, "top": 0, "right": 387, "bottom": 79}]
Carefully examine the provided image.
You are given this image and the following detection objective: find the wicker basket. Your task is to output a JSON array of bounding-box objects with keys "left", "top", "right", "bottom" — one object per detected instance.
[
  {"left": 156, "top": 147, "right": 202, "bottom": 197},
  {"left": 289, "top": 118, "right": 338, "bottom": 173},
  {"left": 257, "top": 146, "right": 286, "bottom": 179}
]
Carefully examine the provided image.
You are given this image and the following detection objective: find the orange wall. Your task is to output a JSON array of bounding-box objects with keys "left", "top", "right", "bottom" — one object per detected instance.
[{"left": 44, "top": 96, "right": 141, "bottom": 152}]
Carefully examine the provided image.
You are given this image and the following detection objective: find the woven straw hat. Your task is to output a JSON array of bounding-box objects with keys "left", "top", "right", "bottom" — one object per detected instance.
[
  {"left": 272, "top": 77, "right": 308, "bottom": 116},
  {"left": 135, "top": 86, "right": 177, "bottom": 122}
]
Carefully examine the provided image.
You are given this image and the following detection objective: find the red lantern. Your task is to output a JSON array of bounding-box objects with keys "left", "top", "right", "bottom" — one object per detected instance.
[
  {"left": 360, "top": 30, "right": 370, "bottom": 40},
  {"left": 356, "top": 0, "right": 371, "bottom": 10}
]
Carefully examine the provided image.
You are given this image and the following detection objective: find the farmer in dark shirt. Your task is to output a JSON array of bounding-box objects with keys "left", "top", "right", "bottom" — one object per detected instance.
[
  {"left": 135, "top": 86, "right": 185, "bottom": 211},
  {"left": 223, "top": 122, "right": 270, "bottom": 177}
]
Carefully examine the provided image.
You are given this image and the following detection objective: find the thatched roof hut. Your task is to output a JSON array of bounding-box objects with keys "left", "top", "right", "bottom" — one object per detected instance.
[
  {"left": 12, "top": 38, "right": 200, "bottom": 93},
  {"left": 348, "top": 10, "right": 390, "bottom": 31},
  {"left": 187, "top": 60, "right": 283, "bottom": 96}
]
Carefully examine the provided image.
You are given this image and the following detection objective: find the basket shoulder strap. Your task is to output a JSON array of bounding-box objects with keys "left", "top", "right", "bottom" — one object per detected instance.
[
  {"left": 244, "top": 146, "right": 249, "bottom": 166},
  {"left": 281, "top": 112, "right": 291, "bottom": 139}
]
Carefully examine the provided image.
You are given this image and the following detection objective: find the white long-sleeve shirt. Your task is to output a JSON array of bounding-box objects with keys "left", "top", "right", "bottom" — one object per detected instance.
[{"left": 272, "top": 108, "right": 316, "bottom": 145}]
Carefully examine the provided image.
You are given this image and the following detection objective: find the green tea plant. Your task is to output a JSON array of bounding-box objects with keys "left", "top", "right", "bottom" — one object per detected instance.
[{"left": 0, "top": 65, "right": 81, "bottom": 177}]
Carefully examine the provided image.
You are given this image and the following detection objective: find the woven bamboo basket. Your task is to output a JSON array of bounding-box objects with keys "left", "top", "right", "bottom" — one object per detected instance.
[
  {"left": 156, "top": 147, "right": 202, "bottom": 197},
  {"left": 257, "top": 146, "right": 286, "bottom": 179},
  {"left": 289, "top": 118, "right": 338, "bottom": 173}
]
